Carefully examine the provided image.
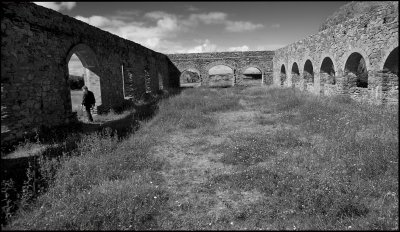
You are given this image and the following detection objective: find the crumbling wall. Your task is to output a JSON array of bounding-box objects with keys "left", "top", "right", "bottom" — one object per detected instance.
[{"left": 273, "top": 1, "right": 398, "bottom": 105}]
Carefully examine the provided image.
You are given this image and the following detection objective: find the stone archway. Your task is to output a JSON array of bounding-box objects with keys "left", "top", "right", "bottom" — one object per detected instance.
[
  {"left": 280, "top": 64, "right": 287, "bottom": 87},
  {"left": 240, "top": 65, "right": 264, "bottom": 86},
  {"left": 66, "top": 43, "right": 102, "bottom": 115},
  {"left": 344, "top": 52, "right": 368, "bottom": 88},
  {"left": 206, "top": 61, "right": 236, "bottom": 87},
  {"left": 291, "top": 62, "right": 300, "bottom": 89},
  {"left": 381, "top": 47, "right": 398, "bottom": 104},
  {"left": 303, "top": 59, "right": 314, "bottom": 91},
  {"left": 320, "top": 57, "right": 336, "bottom": 95},
  {"left": 180, "top": 67, "right": 201, "bottom": 87}
]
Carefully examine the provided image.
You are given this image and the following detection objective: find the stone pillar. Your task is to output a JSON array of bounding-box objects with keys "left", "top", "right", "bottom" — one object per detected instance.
[{"left": 314, "top": 72, "right": 321, "bottom": 95}]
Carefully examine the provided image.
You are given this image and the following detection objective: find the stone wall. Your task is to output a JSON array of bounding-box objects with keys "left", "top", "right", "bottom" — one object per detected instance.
[
  {"left": 167, "top": 51, "right": 275, "bottom": 86},
  {"left": 1, "top": 2, "right": 180, "bottom": 145},
  {"left": 273, "top": 1, "right": 398, "bottom": 105}
]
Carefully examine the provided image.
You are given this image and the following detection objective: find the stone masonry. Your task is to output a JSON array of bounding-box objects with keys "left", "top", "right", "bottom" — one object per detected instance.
[
  {"left": 1, "top": 2, "right": 180, "bottom": 145},
  {"left": 167, "top": 51, "right": 274, "bottom": 86},
  {"left": 273, "top": 1, "right": 398, "bottom": 105}
]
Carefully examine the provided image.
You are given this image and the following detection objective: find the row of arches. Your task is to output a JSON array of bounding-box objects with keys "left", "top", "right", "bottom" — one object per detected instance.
[
  {"left": 279, "top": 46, "right": 398, "bottom": 94},
  {"left": 179, "top": 65, "right": 264, "bottom": 87}
]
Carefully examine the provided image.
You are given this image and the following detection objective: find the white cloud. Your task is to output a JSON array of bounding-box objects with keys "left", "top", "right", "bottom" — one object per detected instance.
[
  {"left": 186, "top": 39, "right": 218, "bottom": 53},
  {"left": 225, "top": 21, "right": 263, "bottom": 32},
  {"left": 227, "top": 45, "right": 249, "bottom": 52},
  {"left": 75, "top": 11, "right": 180, "bottom": 51},
  {"left": 188, "top": 12, "right": 228, "bottom": 25},
  {"left": 74, "top": 9, "right": 265, "bottom": 53},
  {"left": 186, "top": 12, "right": 263, "bottom": 32},
  {"left": 33, "top": 2, "right": 76, "bottom": 11}
]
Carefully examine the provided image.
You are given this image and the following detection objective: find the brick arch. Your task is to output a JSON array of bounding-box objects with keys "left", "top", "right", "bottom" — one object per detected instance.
[{"left": 341, "top": 48, "right": 371, "bottom": 73}]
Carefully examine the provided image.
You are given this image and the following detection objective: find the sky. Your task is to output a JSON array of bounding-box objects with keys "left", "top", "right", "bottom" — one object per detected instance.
[{"left": 33, "top": 1, "right": 348, "bottom": 75}]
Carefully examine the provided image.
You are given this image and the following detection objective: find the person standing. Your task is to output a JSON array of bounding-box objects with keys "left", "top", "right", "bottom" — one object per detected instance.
[{"left": 81, "top": 86, "right": 95, "bottom": 122}]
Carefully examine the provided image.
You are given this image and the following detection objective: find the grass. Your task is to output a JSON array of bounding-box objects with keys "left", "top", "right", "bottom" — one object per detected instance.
[{"left": 2, "top": 85, "right": 398, "bottom": 230}]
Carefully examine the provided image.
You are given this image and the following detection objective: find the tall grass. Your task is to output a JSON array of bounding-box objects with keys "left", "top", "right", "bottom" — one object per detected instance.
[
  {"left": 3, "top": 87, "right": 243, "bottom": 230},
  {"left": 3, "top": 86, "right": 398, "bottom": 230},
  {"left": 208, "top": 86, "right": 398, "bottom": 230}
]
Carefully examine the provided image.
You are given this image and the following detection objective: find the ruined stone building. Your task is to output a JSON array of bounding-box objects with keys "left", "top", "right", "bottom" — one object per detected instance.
[{"left": 1, "top": 1, "right": 398, "bottom": 145}]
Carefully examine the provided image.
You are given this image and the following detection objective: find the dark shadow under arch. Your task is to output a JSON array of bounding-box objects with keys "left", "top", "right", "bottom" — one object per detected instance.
[
  {"left": 344, "top": 52, "right": 368, "bottom": 88},
  {"left": 280, "top": 64, "right": 286, "bottom": 86},
  {"left": 320, "top": 57, "right": 336, "bottom": 85},
  {"left": 291, "top": 62, "right": 300, "bottom": 87}
]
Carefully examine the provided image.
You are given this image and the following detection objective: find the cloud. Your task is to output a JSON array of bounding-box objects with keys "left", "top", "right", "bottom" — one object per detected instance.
[
  {"left": 186, "top": 12, "right": 263, "bottom": 32},
  {"left": 74, "top": 9, "right": 264, "bottom": 53},
  {"left": 271, "top": 24, "right": 281, "bottom": 29},
  {"left": 112, "top": 10, "right": 141, "bottom": 20},
  {"left": 33, "top": 2, "right": 76, "bottom": 11},
  {"left": 227, "top": 45, "right": 249, "bottom": 52},
  {"left": 188, "top": 12, "right": 228, "bottom": 25},
  {"left": 225, "top": 21, "right": 263, "bottom": 32},
  {"left": 75, "top": 11, "right": 180, "bottom": 51},
  {"left": 186, "top": 39, "right": 218, "bottom": 53}
]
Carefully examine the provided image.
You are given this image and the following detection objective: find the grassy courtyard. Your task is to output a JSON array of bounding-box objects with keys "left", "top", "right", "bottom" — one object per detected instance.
[{"left": 3, "top": 85, "right": 398, "bottom": 230}]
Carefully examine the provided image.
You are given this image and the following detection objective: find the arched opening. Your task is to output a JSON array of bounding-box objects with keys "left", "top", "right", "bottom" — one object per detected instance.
[
  {"left": 280, "top": 64, "right": 286, "bottom": 87},
  {"left": 383, "top": 47, "right": 398, "bottom": 76},
  {"left": 66, "top": 44, "right": 102, "bottom": 121},
  {"left": 320, "top": 57, "right": 336, "bottom": 85},
  {"left": 382, "top": 47, "right": 398, "bottom": 104},
  {"left": 208, "top": 65, "right": 234, "bottom": 87},
  {"left": 242, "top": 67, "right": 262, "bottom": 86},
  {"left": 344, "top": 52, "right": 368, "bottom": 88},
  {"left": 303, "top": 60, "right": 314, "bottom": 90},
  {"left": 180, "top": 68, "right": 201, "bottom": 88},
  {"left": 291, "top": 62, "right": 300, "bottom": 88},
  {"left": 320, "top": 57, "right": 336, "bottom": 95}
]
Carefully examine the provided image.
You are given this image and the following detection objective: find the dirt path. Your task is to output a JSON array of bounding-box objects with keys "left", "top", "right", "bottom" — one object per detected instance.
[{"left": 150, "top": 93, "right": 282, "bottom": 229}]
